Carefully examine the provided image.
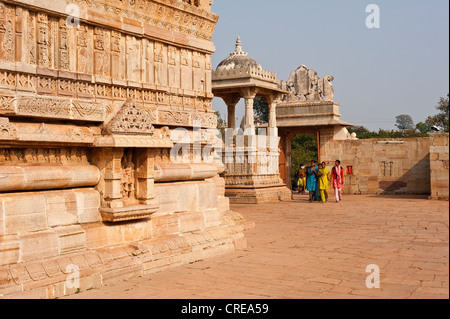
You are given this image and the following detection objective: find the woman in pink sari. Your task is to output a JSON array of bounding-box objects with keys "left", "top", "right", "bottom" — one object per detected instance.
[{"left": 331, "top": 160, "right": 345, "bottom": 203}]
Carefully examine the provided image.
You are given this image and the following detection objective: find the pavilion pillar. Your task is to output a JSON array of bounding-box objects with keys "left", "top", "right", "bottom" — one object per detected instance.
[
  {"left": 223, "top": 96, "right": 240, "bottom": 130},
  {"left": 243, "top": 89, "right": 257, "bottom": 133},
  {"left": 265, "top": 96, "right": 279, "bottom": 138},
  {"left": 268, "top": 101, "right": 277, "bottom": 129}
]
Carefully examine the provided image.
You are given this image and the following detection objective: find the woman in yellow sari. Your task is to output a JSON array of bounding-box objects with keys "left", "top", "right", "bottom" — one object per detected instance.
[{"left": 318, "top": 162, "right": 331, "bottom": 203}]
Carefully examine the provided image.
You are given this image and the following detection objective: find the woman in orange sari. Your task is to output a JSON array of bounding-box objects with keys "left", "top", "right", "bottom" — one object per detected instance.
[{"left": 331, "top": 160, "right": 344, "bottom": 203}]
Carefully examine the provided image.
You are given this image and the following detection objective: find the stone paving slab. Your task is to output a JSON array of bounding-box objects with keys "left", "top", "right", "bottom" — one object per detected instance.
[{"left": 65, "top": 195, "right": 449, "bottom": 299}]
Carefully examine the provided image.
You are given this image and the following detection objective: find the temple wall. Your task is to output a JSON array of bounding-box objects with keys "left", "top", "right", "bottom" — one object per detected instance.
[
  {"left": 0, "top": 0, "right": 251, "bottom": 299},
  {"left": 321, "top": 136, "right": 431, "bottom": 195},
  {"left": 429, "top": 133, "right": 449, "bottom": 201}
]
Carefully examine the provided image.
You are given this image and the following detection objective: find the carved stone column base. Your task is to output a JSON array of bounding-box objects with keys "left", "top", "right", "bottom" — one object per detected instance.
[
  {"left": 225, "top": 185, "right": 292, "bottom": 204},
  {"left": 100, "top": 205, "right": 159, "bottom": 223}
]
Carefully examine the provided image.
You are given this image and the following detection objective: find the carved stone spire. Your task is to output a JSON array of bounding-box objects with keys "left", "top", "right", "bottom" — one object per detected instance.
[{"left": 231, "top": 36, "right": 247, "bottom": 56}]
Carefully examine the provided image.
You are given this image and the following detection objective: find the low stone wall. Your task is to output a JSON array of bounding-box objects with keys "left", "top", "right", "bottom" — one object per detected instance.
[
  {"left": 321, "top": 137, "right": 431, "bottom": 195},
  {"left": 430, "top": 133, "right": 449, "bottom": 201}
]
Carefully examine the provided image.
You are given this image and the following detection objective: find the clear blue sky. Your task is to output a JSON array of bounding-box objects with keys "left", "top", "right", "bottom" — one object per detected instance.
[{"left": 210, "top": 0, "right": 449, "bottom": 131}]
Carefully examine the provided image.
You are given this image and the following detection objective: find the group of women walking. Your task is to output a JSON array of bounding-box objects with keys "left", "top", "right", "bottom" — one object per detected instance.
[{"left": 295, "top": 160, "right": 345, "bottom": 203}]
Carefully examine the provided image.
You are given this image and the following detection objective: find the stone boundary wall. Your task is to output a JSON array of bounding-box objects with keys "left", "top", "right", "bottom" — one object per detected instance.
[
  {"left": 321, "top": 137, "right": 431, "bottom": 195},
  {"left": 429, "top": 133, "right": 449, "bottom": 201}
]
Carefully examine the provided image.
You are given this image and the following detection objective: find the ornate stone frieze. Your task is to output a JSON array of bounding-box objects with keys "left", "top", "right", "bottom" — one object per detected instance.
[
  {"left": 93, "top": 132, "right": 173, "bottom": 148},
  {"left": 0, "top": 121, "right": 95, "bottom": 145},
  {"left": 0, "top": 147, "right": 90, "bottom": 164},
  {"left": 70, "top": 0, "right": 218, "bottom": 41},
  {"left": 3, "top": 96, "right": 106, "bottom": 122},
  {"left": 159, "top": 110, "right": 190, "bottom": 126},
  {"left": 158, "top": 109, "right": 217, "bottom": 128}
]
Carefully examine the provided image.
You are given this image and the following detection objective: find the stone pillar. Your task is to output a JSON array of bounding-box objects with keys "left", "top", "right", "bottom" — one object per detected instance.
[
  {"left": 223, "top": 96, "right": 240, "bottom": 130},
  {"left": 89, "top": 148, "right": 125, "bottom": 209},
  {"left": 135, "top": 149, "right": 156, "bottom": 206},
  {"left": 243, "top": 89, "right": 256, "bottom": 132},
  {"left": 268, "top": 100, "right": 277, "bottom": 129},
  {"left": 285, "top": 135, "right": 293, "bottom": 189},
  {"left": 266, "top": 96, "right": 279, "bottom": 137}
]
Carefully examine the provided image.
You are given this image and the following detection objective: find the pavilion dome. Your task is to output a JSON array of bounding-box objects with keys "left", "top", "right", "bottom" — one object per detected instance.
[{"left": 216, "top": 36, "right": 262, "bottom": 72}]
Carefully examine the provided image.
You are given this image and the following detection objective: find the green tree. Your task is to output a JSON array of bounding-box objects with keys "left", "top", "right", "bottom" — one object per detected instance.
[
  {"left": 253, "top": 96, "right": 269, "bottom": 124},
  {"left": 395, "top": 114, "right": 415, "bottom": 130},
  {"left": 416, "top": 122, "right": 431, "bottom": 134},
  {"left": 426, "top": 94, "right": 449, "bottom": 132},
  {"left": 291, "top": 134, "right": 318, "bottom": 179},
  {"left": 347, "top": 125, "right": 373, "bottom": 139},
  {"left": 346, "top": 126, "right": 428, "bottom": 139}
]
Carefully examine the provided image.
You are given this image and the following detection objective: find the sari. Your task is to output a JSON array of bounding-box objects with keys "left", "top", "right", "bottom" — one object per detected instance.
[{"left": 305, "top": 166, "right": 317, "bottom": 192}]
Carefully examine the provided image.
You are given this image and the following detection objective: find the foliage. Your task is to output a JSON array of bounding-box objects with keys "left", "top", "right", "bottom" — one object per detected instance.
[
  {"left": 426, "top": 94, "right": 449, "bottom": 132},
  {"left": 347, "top": 126, "right": 429, "bottom": 139},
  {"left": 253, "top": 96, "right": 269, "bottom": 124},
  {"left": 395, "top": 114, "right": 415, "bottom": 130},
  {"left": 291, "top": 134, "right": 318, "bottom": 179},
  {"left": 416, "top": 122, "right": 431, "bottom": 134}
]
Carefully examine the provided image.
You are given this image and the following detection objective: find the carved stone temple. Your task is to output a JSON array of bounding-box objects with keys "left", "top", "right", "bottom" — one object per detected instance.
[
  {"left": 0, "top": 0, "right": 250, "bottom": 298},
  {"left": 212, "top": 37, "right": 292, "bottom": 203},
  {"left": 212, "top": 38, "right": 352, "bottom": 203}
]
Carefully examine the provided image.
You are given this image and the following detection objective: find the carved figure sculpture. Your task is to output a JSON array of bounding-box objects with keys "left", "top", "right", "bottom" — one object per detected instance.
[
  {"left": 121, "top": 149, "right": 136, "bottom": 204},
  {"left": 286, "top": 65, "right": 335, "bottom": 102}
]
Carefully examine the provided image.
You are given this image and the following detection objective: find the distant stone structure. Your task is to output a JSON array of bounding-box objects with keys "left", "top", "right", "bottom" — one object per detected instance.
[
  {"left": 276, "top": 66, "right": 354, "bottom": 188},
  {"left": 212, "top": 37, "right": 292, "bottom": 203},
  {"left": 0, "top": 0, "right": 249, "bottom": 299}
]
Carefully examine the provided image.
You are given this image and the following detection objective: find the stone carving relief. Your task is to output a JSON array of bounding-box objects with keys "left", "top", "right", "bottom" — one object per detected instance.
[
  {"left": 69, "top": 0, "right": 218, "bottom": 41},
  {"left": 12, "top": 96, "right": 105, "bottom": 121},
  {"left": 0, "top": 117, "right": 18, "bottom": 140},
  {"left": 27, "top": 11, "right": 37, "bottom": 65},
  {"left": 0, "top": 147, "right": 89, "bottom": 164},
  {"left": 59, "top": 19, "right": 70, "bottom": 70},
  {"left": 121, "top": 149, "right": 137, "bottom": 205},
  {"left": 285, "top": 65, "right": 335, "bottom": 102},
  {"left": 0, "top": 96, "right": 15, "bottom": 111},
  {"left": 159, "top": 110, "right": 190, "bottom": 125},
  {"left": 37, "top": 13, "right": 49, "bottom": 67},
  {"left": 0, "top": 3, "right": 14, "bottom": 62},
  {"left": 77, "top": 25, "right": 89, "bottom": 74},
  {"left": 103, "top": 100, "right": 155, "bottom": 135}
]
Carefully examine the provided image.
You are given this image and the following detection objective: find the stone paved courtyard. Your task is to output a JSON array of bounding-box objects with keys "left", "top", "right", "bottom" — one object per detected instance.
[{"left": 66, "top": 194, "right": 449, "bottom": 299}]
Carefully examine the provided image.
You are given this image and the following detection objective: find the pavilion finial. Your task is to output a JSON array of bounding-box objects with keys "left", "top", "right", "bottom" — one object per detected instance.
[{"left": 231, "top": 36, "right": 247, "bottom": 56}]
